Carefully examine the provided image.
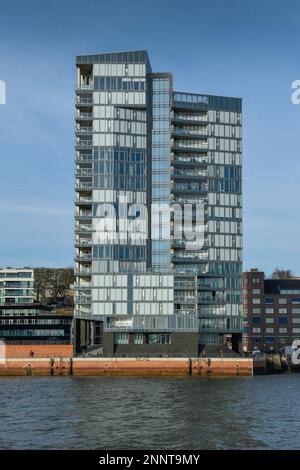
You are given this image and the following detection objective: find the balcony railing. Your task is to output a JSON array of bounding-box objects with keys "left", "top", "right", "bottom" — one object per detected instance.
[
  {"left": 75, "top": 168, "right": 93, "bottom": 176},
  {"left": 75, "top": 269, "right": 92, "bottom": 276},
  {"left": 75, "top": 182, "right": 93, "bottom": 190},
  {"left": 172, "top": 156, "right": 209, "bottom": 165},
  {"left": 174, "top": 308, "right": 196, "bottom": 315},
  {"left": 74, "top": 283, "right": 92, "bottom": 289},
  {"left": 75, "top": 154, "right": 93, "bottom": 163},
  {"left": 75, "top": 196, "right": 92, "bottom": 204},
  {"left": 172, "top": 183, "right": 208, "bottom": 193},
  {"left": 76, "top": 84, "right": 93, "bottom": 91},
  {"left": 174, "top": 296, "right": 196, "bottom": 303},
  {"left": 76, "top": 97, "right": 93, "bottom": 106},
  {"left": 76, "top": 112, "right": 93, "bottom": 120},
  {"left": 75, "top": 295, "right": 92, "bottom": 303},
  {"left": 172, "top": 170, "right": 208, "bottom": 179},
  {"left": 75, "top": 254, "right": 92, "bottom": 261},
  {"left": 172, "top": 252, "right": 208, "bottom": 262},
  {"left": 75, "top": 140, "right": 93, "bottom": 149},
  {"left": 75, "top": 224, "right": 93, "bottom": 232},
  {"left": 172, "top": 113, "right": 208, "bottom": 123},
  {"left": 75, "top": 127, "right": 93, "bottom": 135},
  {"left": 198, "top": 281, "right": 225, "bottom": 290},
  {"left": 75, "top": 211, "right": 92, "bottom": 218},
  {"left": 172, "top": 128, "right": 207, "bottom": 138},
  {"left": 173, "top": 141, "right": 208, "bottom": 150}
]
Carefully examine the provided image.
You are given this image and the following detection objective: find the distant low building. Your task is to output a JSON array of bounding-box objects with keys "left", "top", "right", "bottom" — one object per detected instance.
[
  {"left": 0, "top": 268, "right": 34, "bottom": 304},
  {"left": 0, "top": 303, "right": 73, "bottom": 345},
  {"left": 243, "top": 269, "right": 300, "bottom": 352}
]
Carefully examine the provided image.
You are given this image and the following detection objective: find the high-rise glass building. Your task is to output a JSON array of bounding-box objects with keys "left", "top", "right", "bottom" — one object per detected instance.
[{"left": 74, "top": 50, "right": 242, "bottom": 356}]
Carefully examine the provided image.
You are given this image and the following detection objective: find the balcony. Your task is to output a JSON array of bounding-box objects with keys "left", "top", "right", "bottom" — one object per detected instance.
[
  {"left": 75, "top": 154, "right": 93, "bottom": 163},
  {"left": 75, "top": 295, "right": 92, "bottom": 304},
  {"left": 174, "top": 296, "right": 196, "bottom": 304},
  {"left": 75, "top": 211, "right": 92, "bottom": 219},
  {"left": 75, "top": 168, "right": 93, "bottom": 177},
  {"left": 75, "top": 126, "right": 93, "bottom": 135},
  {"left": 75, "top": 182, "right": 93, "bottom": 191},
  {"left": 75, "top": 253, "right": 92, "bottom": 262},
  {"left": 171, "top": 183, "right": 208, "bottom": 194},
  {"left": 172, "top": 113, "right": 208, "bottom": 125},
  {"left": 174, "top": 275, "right": 197, "bottom": 288},
  {"left": 75, "top": 196, "right": 93, "bottom": 205},
  {"left": 172, "top": 141, "right": 208, "bottom": 152},
  {"left": 198, "top": 306, "right": 227, "bottom": 317},
  {"left": 174, "top": 308, "right": 196, "bottom": 316},
  {"left": 171, "top": 170, "right": 208, "bottom": 180},
  {"left": 75, "top": 308, "right": 92, "bottom": 317},
  {"left": 75, "top": 269, "right": 92, "bottom": 276},
  {"left": 76, "top": 97, "right": 93, "bottom": 107},
  {"left": 172, "top": 252, "right": 208, "bottom": 263},
  {"left": 198, "top": 296, "right": 226, "bottom": 304},
  {"left": 74, "top": 239, "right": 92, "bottom": 248},
  {"left": 75, "top": 140, "right": 93, "bottom": 149},
  {"left": 173, "top": 265, "right": 209, "bottom": 275},
  {"left": 76, "top": 84, "right": 93, "bottom": 91},
  {"left": 172, "top": 240, "right": 208, "bottom": 251},
  {"left": 75, "top": 112, "right": 93, "bottom": 121},
  {"left": 198, "top": 281, "right": 225, "bottom": 290},
  {"left": 75, "top": 224, "right": 93, "bottom": 233},
  {"left": 171, "top": 156, "right": 209, "bottom": 166},
  {"left": 172, "top": 128, "right": 207, "bottom": 139},
  {"left": 74, "top": 281, "right": 92, "bottom": 288}
]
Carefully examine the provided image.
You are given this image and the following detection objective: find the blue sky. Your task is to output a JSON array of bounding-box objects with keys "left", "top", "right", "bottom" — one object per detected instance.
[{"left": 0, "top": 0, "right": 299, "bottom": 274}]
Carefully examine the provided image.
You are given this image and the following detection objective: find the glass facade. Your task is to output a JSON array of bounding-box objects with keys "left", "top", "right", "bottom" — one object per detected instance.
[
  {"left": 74, "top": 50, "right": 243, "bottom": 353},
  {"left": 150, "top": 74, "right": 172, "bottom": 272}
]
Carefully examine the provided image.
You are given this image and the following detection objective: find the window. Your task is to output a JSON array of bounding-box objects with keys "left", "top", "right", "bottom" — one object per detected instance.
[
  {"left": 134, "top": 333, "right": 143, "bottom": 345},
  {"left": 253, "top": 308, "right": 261, "bottom": 314},
  {"left": 265, "top": 337, "right": 275, "bottom": 343},
  {"left": 253, "top": 299, "right": 260, "bottom": 304},
  {"left": 279, "top": 308, "right": 287, "bottom": 314},
  {"left": 265, "top": 318, "right": 274, "bottom": 324},
  {"left": 253, "top": 328, "right": 261, "bottom": 333},
  {"left": 147, "top": 334, "right": 171, "bottom": 344},
  {"left": 279, "top": 317, "right": 288, "bottom": 324},
  {"left": 253, "top": 317, "right": 261, "bottom": 324},
  {"left": 265, "top": 298, "right": 274, "bottom": 304},
  {"left": 253, "top": 337, "right": 262, "bottom": 344},
  {"left": 279, "top": 298, "right": 287, "bottom": 304},
  {"left": 114, "top": 333, "right": 129, "bottom": 344},
  {"left": 266, "top": 308, "right": 274, "bottom": 314},
  {"left": 279, "top": 328, "right": 287, "bottom": 334},
  {"left": 252, "top": 289, "right": 260, "bottom": 294},
  {"left": 266, "top": 328, "right": 274, "bottom": 333},
  {"left": 292, "top": 318, "right": 300, "bottom": 324},
  {"left": 293, "top": 328, "right": 300, "bottom": 334}
]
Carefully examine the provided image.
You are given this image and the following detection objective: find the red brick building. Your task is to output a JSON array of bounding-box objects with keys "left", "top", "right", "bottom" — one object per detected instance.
[{"left": 243, "top": 269, "right": 300, "bottom": 353}]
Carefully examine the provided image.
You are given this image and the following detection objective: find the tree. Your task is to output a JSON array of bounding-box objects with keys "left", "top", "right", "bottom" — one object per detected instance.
[
  {"left": 34, "top": 267, "right": 53, "bottom": 302},
  {"left": 34, "top": 267, "right": 74, "bottom": 304},
  {"left": 271, "top": 268, "right": 294, "bottom": 279}
]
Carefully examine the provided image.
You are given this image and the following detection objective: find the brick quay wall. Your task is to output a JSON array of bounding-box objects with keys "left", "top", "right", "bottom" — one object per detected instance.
[{"left": 0, "top": 357, "right": 253, "bottom": 377}]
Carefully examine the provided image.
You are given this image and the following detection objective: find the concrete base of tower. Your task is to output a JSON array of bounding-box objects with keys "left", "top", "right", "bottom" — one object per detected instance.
[
  {"left": 198, "top": 333, "right": 243, "bottom": 357},
  {"left": 74, "top": 319, "right": 103, "bottom": 354},
  {"left": 102, "top": 331, "right": 198, "bottom": 357}
]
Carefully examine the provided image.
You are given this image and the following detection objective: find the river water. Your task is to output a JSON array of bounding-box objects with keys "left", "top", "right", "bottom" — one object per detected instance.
[{"left": 0, "top": 374, "right": 299, "bottom": 449}]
